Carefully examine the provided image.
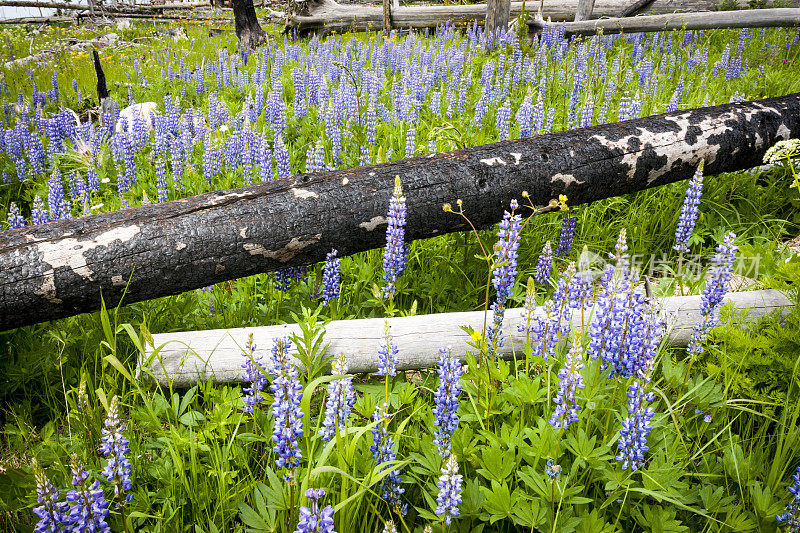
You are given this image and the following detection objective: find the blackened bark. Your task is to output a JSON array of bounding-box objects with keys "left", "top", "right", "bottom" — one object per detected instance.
[
  {"left": 233, "top": 0, "right": 266, "bottom": 48},
  {"left": 2, "top": 94, "right": 800, "bottom": 331},
  {"left": 92, "top": 50, "right": 108, "bottom": 101}
]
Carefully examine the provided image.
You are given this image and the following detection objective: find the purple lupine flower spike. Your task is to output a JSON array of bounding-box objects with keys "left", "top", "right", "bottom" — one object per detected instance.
[
  {"left": 7, "top": 202, "right": 25, "bottom": 229},
  {"left": 686, "top": 232, "right": 738, "bottom": 358},
  {"left": 32, "top": 196, "right": 50, "bottom": 226},
  {"left": 549, "top": 335, "right": 586, "bottom": 431},
  {"left": 98, "top": 396, "right": 134, "bottom": 504},
  {"left": 370, "top": 403, "right": 407, "bottom": 516},
  {"left": 376, "top": 322, "right": 399, "bottom": 377},
  {"left": 535, "top": 241, "right": 553, "bottom": 285},
  {"left": 63, "top": 455, "right": 110, "bottom": 532},
  {"left": 556, "top": 211, "right": 577, "bottom": 257},
  {"left": 382, "top": 177, "right": 407, "bottom": 299},
  {"left": 435, "top": 454, "right": 463, "bottom": 526},
  {"left": 487, "top": 203, "right": 522, "bottom": 357},
  {"left": 432, "top": 346, "right": 462, "bottom": 457},
  {"left": 268, "top": 336, "right": 303, "bottom": 475},
  {"left": 321, "top": 249, "right": 341, "bottom": 306},
  {"left": 241, "top": 334, "right": 267, "bottom": 413},
  {"left": 294, "top": 488, "right": 335, "bottom": 533},
  {"left": 616, "top": 379, "right": 656, "bottom": 471},
  {"left": 674, "top": 160, "right": 704, "bottom": 253},
  {"left": 33, "top": 460, "right": 66, "bottom": 533},
  {"left": 776, "top": 459, "right": 800, "bottom": 529},
  {"left": 320, "top": 353, "right": 356, "bottom": 442}
]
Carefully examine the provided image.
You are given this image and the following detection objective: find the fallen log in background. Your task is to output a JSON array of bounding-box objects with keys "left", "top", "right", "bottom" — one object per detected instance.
[
  {"left": 536, "top": 7, "right": 800, "bottom": 36},
  {"left": 2, "top": 94, "right": 800, "bottom": 331},
  {"left": 139, "top": 289, "right": 793, "bottom": 386},
  {"left": 284, "top": 0, "right": 718, "bottom": 34}
]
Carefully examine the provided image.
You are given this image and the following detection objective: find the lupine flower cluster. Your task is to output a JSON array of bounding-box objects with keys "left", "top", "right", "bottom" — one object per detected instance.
[
  {"left": 382, "top": 177, "right": 407, "bottom": 299},
  {"left": 370, "top": 403, "right": 407, "bottom": 516},
  {"left": 319, "top": 353, "right": 356, "bottom": 442},
  {"left": 616, "top": 379, "right": 656, "bottom": 471},
  {"left": 33, "top": 461, "right": 66, "bottom": 533},
  {"left": 98, "top": 396, "right": 133, "bottom": 503},
  {"left": 674, "top": 161, "right": 704, "bottom": 253},
  {"left": 550, "top": 336, "right": 586, "bottom": 431},
  {"left": 487, "top": 204, "right": 522, "bottom": 357},
  {"left": 241, "top": 335, "right": 267, "bottom": 413},
  {"left": 687, "top": 232, "right": 738, "bottom": 357},
  {"left": 64, "top": 455, "right": 111, "bottom": 532},
  {"left": 321, "top": 249, "right": 341, "bottom": 306},
  {"left": 535, "top": 241, "right": 553, "bottom": 285},
  {"left": 377, "top": 322, "right": 399, "bottom": 377},
  {"left": 556, "top": 211, "right": 577, "bottom": 257},
  {"left": 776, "top": 460, "right": 800, "bottom": 531},
  {"left": 268, "top": 336, "right": 304, "bottom": 473},
  {"left": 435, "top": 454, "right": 463, "bottom": 526},
  {"left": 432, "top": 346, "right": 462, "bottom": 457},
  {"left": 294, "top": 489, "right": 335, "bottom": 533}
]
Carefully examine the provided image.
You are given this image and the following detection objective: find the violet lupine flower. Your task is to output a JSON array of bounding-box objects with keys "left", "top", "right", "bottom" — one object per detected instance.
[
  {"left": 568, "top": 257, "right": 593, "bottom": 311},
  {"left": 496, "top": 101, "right": 511, "bottom": 141},
  {"left": 48, "top": 170, "right": 70, "bottom": 221},
  {"left": 377, "top": 322, "right": 399, "bottom": 377},
  {"left": 321, "top": 249, "right": 341, "bottom": 306},
  {"left": 673, "top": 160, "right": 704, "bottom": 253},
  {"left": 33, "top": 461, "right": 66, "bottom": 533},
  {"left": 776, "top": 459, "right": 800, "bottom": 530},
  {"left": 616, "top": 379, "right": 655, "bottom": 471},
  {"left": 487, "top": 205, "right": 522, "bottom": 357},
  {"left": 63, "top": 455, "right": 110, "bottom": 533},
  {"left": 275, "top": 136, "right": 292, "bottom": 178},
  {"left": 370, "top": 403, "right": 407, "bottom": 516},
  {"left": 545, "top": 460, "right": 561, "bottom": 479},
  {"left": 555, "top": 211, "right": 577, "bottom": 257},
  {"left": 432, "top": 346, "right": 462, "bottom": 458},
  {"left": 686, "top": 232, "right": 738, "bottom": 358},
  {"left": 382, "top": 177, "right": 407, "bottom": 299},
  {"left": 155, "top": 154, "right": 168, "bottom": 203},
  {"left": 241, "top": 335, "right": 267, "bottom": 413},
  {"left": 405, "top": 124, "right": 415, "bottom": 158},
  {"left": 434, "top": 454, "right": 463, "bottom": 526},
  {"left": 268, "top": 336, "right": 304, "bottom": 474},
  {"left": 535, "top": 241, "right": 553, "bottom": 285},
  {"left": 98, "top": 396, "right": 134, "bottom": 504},
  {"left": 32, "top": 196, "right": 50, "bottom": 226},
  {"left": 294, "top": 489, "right": 336, "bottom": 533},
  {"left": 319, "top": 353, "right": 356, "bottom": 442},
  {"left": 7, "top": 202, "right": 24, "bottom": 229},
  {"left": 549, "top": 338, "right": 585, "bottom": 431}
]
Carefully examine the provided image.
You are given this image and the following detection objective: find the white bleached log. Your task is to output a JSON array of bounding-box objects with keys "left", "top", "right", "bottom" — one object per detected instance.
[{"left": 139, "top": 289, "right": 793, "bottom": 387}]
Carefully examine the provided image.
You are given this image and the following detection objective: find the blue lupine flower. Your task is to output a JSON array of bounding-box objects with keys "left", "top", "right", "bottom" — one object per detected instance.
[
  {"left": 275, "top": 136, "right": 292, "bottom": 178},
  {"left": 496, "top": 101, "right": 511, "bottom": 141},
  {"left": 549, "top": 338, "right": 585, "bottom": 431},
  {"left": 7, "top": 202, "right": 25, "bottom": 229},
  {"left": 535, "top": 241, "right": 553, "bottom": 285},
  {"left": 32, "top": 196, "right": 50, "bottom": 226},
  {"left": 616, "top": 379, "right": 655, "bottom": 471},
  {"left": 98, "top": 396, "right": 133, "bottom": 504},
  {"left": 370, "top": 403, "right": 407, "bottom": 516},
  {"left": 33, "top": 461, "right": 66, "bottom": 533},
  {"left": 321, "top": 250, "right": 341, "bottom": 306},
  {"left": 674, "top": 161, "right": 704, "bottom": 253},
  {"left": 377, "top": 322, "right": 399, "bottom": 377},
  {"left": 568, "top": 261, "right": 593, "bottom": 311},
  {"left": 382, "top": 177, "right": 407, "bottom": 299},
  {"left": 545, "top": 460, "right": 561, "bottom": 479},
  {"left": 432, "top": 346, "right": 462, "bottom": 457},
  {"left": 435, "top": 454, "right": 462, "bottom": 526},
  {"left": 776, "top": 459, "right": 800, "bottom": 530},
  {"left": 294, "top": 488, "right": 335, "bottom": 533},
  {"left": 63, "top": 455, "right": 110, "bottom": 533},
  {"left": 241, "top": 335, "right": 267, "bottom": 413},
  {"left": 269, "top": 336, "right": 304, "bottom": 473},
  {"left": 48, "top": 170, "right": 70, "bottom": 221},
  {"left": 155, "top": 154, "right": 168, "bottom": 203},
  {"left": 488, "top": 205, "right": 522, "bottom": 357},
  {"left": 687, "top": 232, "right": 738, "bottom": 357},
  {"left": 275, "top": 266, "right": 307, "bottom": 292},
  {"left": 320, "top": 353, "right": 356, "bottom": 441},
  {"left": 405, "top": 124, "right": 415, "bottom": 158},
  {"left": 556, "top": 212, "right": 577, "bottom": 257}
]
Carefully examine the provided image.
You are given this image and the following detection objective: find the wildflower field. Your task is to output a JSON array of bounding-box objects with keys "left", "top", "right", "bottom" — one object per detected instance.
[{"left": 2, "top": 14, "right": 800, "bottom": 533}]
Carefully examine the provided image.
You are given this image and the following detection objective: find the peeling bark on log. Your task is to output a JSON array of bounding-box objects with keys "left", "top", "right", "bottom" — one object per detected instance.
[
  {"left": 536, "top": 8, "right": 800, "bottom": 36},
  {"left": 284, "top": 0, "right": 719, "bottom": 35},
  {"left": 2, "top": 95, "right": 800, "bottom": 331},
  {"left": 139, "top": 289, "right": 793, "bottom": 386}
]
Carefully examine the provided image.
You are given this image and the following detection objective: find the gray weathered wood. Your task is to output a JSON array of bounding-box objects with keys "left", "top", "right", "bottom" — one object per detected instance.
[
  {"left": 535, "top": 7, "right": 800, "bottom": 36},
  {"left": 574, "top": 0, "right": 595, "bottom": 21},
  {"left": 139, "top": 289, "right": 793, "bottom": 386},
  {"left": 2, "top": 94, "right": 800, "bottom": 331},
  {"left": 285, "top": 0, "right": 720, "bottom": 34}
]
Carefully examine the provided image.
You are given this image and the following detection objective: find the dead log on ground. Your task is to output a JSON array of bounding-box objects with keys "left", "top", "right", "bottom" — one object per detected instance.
[
  {"left": 140, "top": 289, "right": 793, "bottom": 386},
  {"left": 0, "top": 15, "right": 75, "bottom": 23},
  {"left": 3, "top": 34, "right": 120, "bottom": 69},
  {"left": 534, "top": 7, "right": 800, "bottom": 36},
  {"left": 285, "top": 0, "right": 719, "bottom": 35},
  {"left": 1, "top": 94, "right": 800, "bottom": 331}
]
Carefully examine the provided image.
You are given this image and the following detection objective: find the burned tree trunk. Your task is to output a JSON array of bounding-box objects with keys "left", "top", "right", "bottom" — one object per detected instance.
[
  {"left": 485, "top": 0, "right": 511, "bottom": 45},
  {"left": 233, "top": 0, "right": 267, "bottom": 48},
  {"left": 2, "top": 94, "right": 800, "bottom": 331}
]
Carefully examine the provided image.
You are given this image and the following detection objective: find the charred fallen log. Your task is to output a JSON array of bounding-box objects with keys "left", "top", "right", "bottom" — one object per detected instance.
[{"left": 1, "top": 94, "right": 800, "bottom": 331}]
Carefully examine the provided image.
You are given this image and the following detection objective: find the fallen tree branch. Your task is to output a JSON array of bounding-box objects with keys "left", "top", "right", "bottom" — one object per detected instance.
[
  {"left": 618, "top": 0, "right": 655, "bottom": 17},
  {"left": 534, "top": 7, "right": 800, "bottom": 36},
  {"left": 0, "top": 15, "right": 75, "bottom": 23},
  {"left": 139, "top": 289, "right": 793, "bottom": 386},
  {"left": 284, "top": 0, "right": 719, "bottom": 34},
  {"left": 1, "top": 94, "right": 800, "bottom": 331},
  {"left": 3, "top": 33, "right": 119, "bottom": 69}
]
